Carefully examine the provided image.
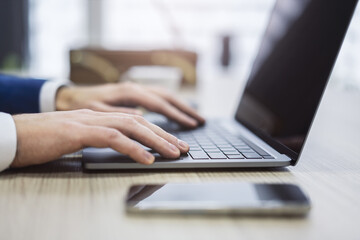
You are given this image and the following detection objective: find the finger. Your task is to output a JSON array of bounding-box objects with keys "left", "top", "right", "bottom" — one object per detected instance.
[
  {"left": 121, "top": 121, "right": 181, "bottom": 159},
  {"left": 88, "top": 101, "right": 142, "bottom": 115},
  {"left": 133, "top": 115, "right": 190, "bottom": 153},
  {"left": 149, "top": 88, "right": 205, "bottom": 124},
  {"left": 72, "top": 111, "right": 190, "bottom": 153},
  {"left": 129, "top": 91, "right": 198, "bottom": 127},
  {"left": 156, "top": 100, "right": 198, "bottom": 127},
  {"left": 79, "top": 125, "right": 155, "bottom": 164},
  {"left": 81, "top": 116, "right": 181, "bottom": 158}
]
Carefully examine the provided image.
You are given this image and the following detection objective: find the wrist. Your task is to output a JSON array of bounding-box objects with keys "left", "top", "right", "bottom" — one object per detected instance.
[
  {"left": 55, "top": 86, "right": 74, "bottom": 111},
  {"left": 10, "top": 115, "right": 22, "bottom": 168}
]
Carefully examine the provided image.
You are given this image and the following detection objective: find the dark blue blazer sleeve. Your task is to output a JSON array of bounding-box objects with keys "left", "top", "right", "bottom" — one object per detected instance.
[{"left": 0, "top": 74, "right": 47, "bottom": 114}]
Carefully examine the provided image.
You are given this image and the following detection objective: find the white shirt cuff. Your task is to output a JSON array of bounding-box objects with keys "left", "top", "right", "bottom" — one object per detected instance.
[
  {"left": 39, "top": 80, "right": 68, "bottom": 112},
  {"left": 0, "top": 113, "right": 17, "bottom": 171}
]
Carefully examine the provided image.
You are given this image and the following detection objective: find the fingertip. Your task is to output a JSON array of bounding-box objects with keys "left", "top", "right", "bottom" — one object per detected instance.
[
  {"left": 177, "top": 139, "right": 190, "bottom": 152},
  {"left": 192, "top": 113, "right": 205, "bottom": 124},
  {"left": 168, "top": 143, "right": 181, "bottom": 156},
  {"left": 186, "top": 118, "right": 198, "bottom": 128},
  {"left": 142, "top": 151, "right": 155, "bottom": 164},
  {"left": 198, "top": 118, "right": 206, "bottom": 125},
  {"left": 199, "top": 115, "right": 206, "bottom": 123}
]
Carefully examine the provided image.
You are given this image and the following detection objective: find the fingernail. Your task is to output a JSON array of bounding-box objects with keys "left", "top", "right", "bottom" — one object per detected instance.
[
  {"left": 143, "top": 151, "right": 154, "bottom": 164},
  {"left": 178, "top": 139, "right": 189, "bottom": 149},
  {"left": 169, "top": 143, "right": 179, "bottom": 153}
]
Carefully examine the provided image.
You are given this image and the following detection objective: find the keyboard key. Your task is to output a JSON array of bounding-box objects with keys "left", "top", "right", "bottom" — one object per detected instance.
[
  {"left": 204, "top": 149, "right": 222, "bottom": 153},
  {"left": 203, "top": 145, "right": 217, "bottom": 149},
  {"left": 242, "top": 152, "right": 262, "bottom": 159},
  {"left": 240, "top": 150, "right": 255, "bottom": 153},
  {"left": 190, "top": 146, "right": 202, "bottom": 151},
  {"left": 201, "top": 144, "right": 217, "bottom": 148},
  {"left": 228, "top": 138, "right": 243, "bottom": 142},
  {"left": 226, "top": 154, "right": 245, "bottom": 159},
  {"left": 209, "top": 136, "right": 225, "bottom": 140},
  {"left": 233, "top": 143, "right": 247, "bottom": 147},
  {"left": 208, "top": 152, "right": 227, "bottom": 159},
  {"left": 223, "top": 150, "right": 239, "bottom": 154},
  {"left": 236, "top": 147, "right": 251, "bottom": 151},
  {"left": 219, "top": 147, "right": 237, "bottom": 151},
  {"left": 189, "top": 150, "right": 209, "bottom": 159},
  {"left": 170, "top": 124, "right": 272, "bottom": 161},
  {"left": 216, "top": 144, "right": 232, "bottom": 148},
  {"left": 188, "top": 143, "right": 200, "bottom": 147}
]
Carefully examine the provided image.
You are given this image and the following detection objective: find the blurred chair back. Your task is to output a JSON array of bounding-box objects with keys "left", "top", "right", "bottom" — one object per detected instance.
[{"left": 69, "top": 48, "right": 198, "bottom": 85}]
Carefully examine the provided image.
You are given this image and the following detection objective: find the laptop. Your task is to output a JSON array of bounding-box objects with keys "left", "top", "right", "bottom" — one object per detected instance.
[{"left": 83, "top": 0, "right": 358, "bottom": 170}]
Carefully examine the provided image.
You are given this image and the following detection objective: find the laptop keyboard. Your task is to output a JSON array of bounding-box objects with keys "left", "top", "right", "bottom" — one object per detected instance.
[{"left": 174, "top": 124, "right": 274, "bottom": 160}]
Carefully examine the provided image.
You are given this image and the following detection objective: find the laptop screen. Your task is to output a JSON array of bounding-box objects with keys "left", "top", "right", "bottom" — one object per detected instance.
[{"left": 235, "top": 0, "right": 357, "bottom": 163}]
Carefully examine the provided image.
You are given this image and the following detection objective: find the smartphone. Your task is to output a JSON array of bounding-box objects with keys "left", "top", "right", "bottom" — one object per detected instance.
[{"left": 125, "top": 183, "right": 311, "bottom": 216}]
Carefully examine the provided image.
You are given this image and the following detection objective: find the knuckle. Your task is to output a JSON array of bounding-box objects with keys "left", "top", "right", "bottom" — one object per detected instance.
[
  {"left": 134, "top": 115, "right": 146, "bottom": 123},
  {"left": 61, "top": 120, "right": 79, "bottom": 131},
  {"left": 123, "top": 117, "right": 138, "bottom": 127},
  {"left": 105, "top": 128, "right": 120, "bottom": 140},
  {"left": 66, "top": 123, "right": 86, "bottom": 146}
]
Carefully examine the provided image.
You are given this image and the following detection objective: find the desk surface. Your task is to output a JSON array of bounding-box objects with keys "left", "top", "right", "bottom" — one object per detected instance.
[{"left": 0, "top": 84, "right": 359, "bottom": 240}]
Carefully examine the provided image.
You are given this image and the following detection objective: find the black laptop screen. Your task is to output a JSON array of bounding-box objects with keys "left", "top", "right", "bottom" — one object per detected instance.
[{"left": 235, "top": 0, "right": 357, "bottom": 162}]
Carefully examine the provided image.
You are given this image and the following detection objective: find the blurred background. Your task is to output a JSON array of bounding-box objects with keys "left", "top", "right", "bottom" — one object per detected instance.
[{"left": 1, "top": 0, "right": 359, "bottom": 115}]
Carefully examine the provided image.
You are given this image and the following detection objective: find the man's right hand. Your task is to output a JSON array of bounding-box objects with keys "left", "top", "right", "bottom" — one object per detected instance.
[{"left": 11, "top": 110, "right": 189, "bottom": 168}]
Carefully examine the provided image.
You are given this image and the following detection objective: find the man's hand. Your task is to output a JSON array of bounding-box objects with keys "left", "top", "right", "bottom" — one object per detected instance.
[
  {"left": 55, "top": 82, "right": 205, "bottom": 128},
  {"left": 11, "top": 110, "right": 189, "bottom": 168}
]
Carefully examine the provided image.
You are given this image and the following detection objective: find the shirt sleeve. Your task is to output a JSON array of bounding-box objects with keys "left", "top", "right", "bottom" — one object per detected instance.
[
  {"left": 39, "top": 80, "right": 68, "bottom": 112},
  {"left": 0, "top": 75, "right": 46, "bottom": 114},
  {"left": 0, "top": 113, "right": 17, "bottom": 171}
]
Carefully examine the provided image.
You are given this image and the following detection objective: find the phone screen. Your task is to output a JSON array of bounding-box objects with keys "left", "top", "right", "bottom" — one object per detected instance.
[{"left": 126, "top": 183, "right": 310, "bottom": 216}]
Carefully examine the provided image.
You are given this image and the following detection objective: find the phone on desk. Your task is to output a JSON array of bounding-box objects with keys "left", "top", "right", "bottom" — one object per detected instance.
[{"left": 125, "top": 183, "right": 311, "bottom": 216}]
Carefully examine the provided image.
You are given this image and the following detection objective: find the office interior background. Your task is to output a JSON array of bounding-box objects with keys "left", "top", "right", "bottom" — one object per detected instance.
[
  {"left": 1, "top": 2, "right": 360, "bottom": 239},
  {"left": 1, "top": 0, "right": 360, "bottom": 92}
]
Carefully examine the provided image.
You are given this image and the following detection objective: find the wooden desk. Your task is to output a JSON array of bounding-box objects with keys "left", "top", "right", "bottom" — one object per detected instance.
[{"left": 0, "top": 85, "right": 359, "bottom": 240}]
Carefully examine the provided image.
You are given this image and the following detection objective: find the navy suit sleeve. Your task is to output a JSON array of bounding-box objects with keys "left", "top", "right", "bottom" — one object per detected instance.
[{"left": 0, "top": 74, "right": 47, "bottom": 114}]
